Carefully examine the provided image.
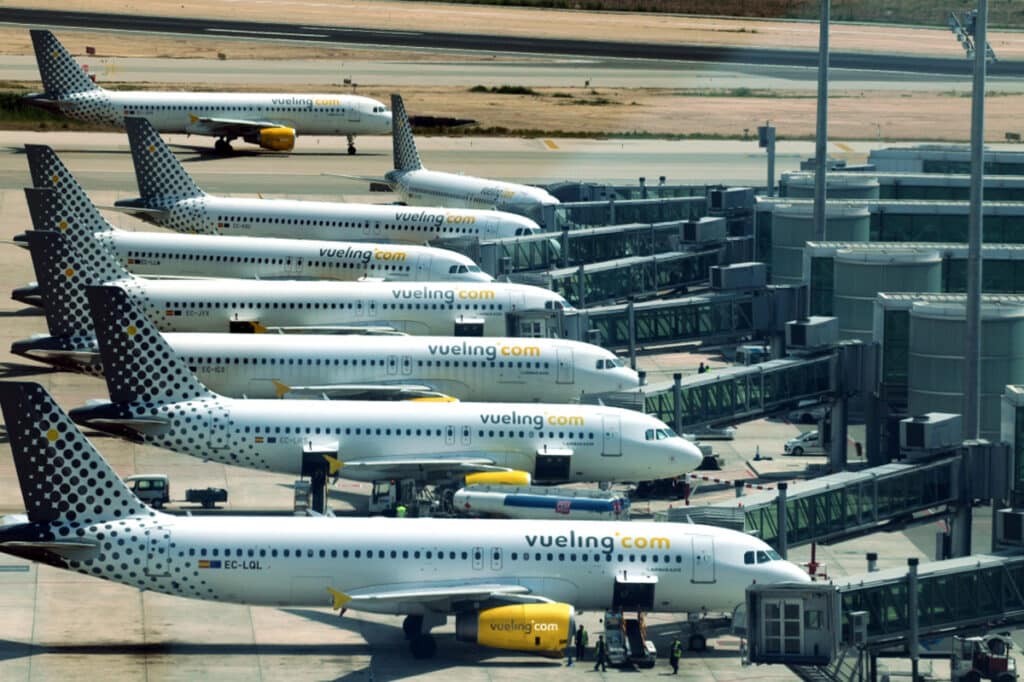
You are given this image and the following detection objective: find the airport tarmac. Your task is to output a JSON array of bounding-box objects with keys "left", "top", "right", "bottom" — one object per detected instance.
[{"left": 0, "top": 133, "right": 977, "bottom": 680}]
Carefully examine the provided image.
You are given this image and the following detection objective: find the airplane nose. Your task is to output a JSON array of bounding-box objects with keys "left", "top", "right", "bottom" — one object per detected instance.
[{"left": 675, "top": 438, "right": 704, "bottom": 472}]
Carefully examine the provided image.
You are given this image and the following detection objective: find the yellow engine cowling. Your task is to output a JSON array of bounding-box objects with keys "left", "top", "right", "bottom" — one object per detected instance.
[
  {"left": 456, "top": 603, "right": 574, "bottom": 657},
  {"left": 257, "top": 126, "right": 296, "bottom": 151},
  {"left": 464, "top": 470, "right": 531, "bottom": 486}
]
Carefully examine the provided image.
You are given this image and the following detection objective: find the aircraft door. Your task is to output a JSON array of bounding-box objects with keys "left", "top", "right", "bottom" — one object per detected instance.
[
  {"left": 417, "top": 253, "right": 432, "bottom": 278},
  {"left": 144, "top": 527, "right": 171, "bottom": 577},
  {"left": 347, "top": 103, "right": 361, "bottom": 123},
  {"left": 601, "top": 415, "right": 621, "bottom": 456},
  {"left": 472, "top": 546, "right": 484, "bottom": 570},
  {"left": 691, "top": 536, "right": 716, "bottom": 583},
  {"left": 445, "top": 425, "right": 456, "bottom": 446},
  {"left": 490, "top": 547, "right": 503, "bottom": 571},
  {"left": 387, "top": 355, "right": 399, "bottom": 376},
  {"left": 556, "top": 348, "right": 574, "bottom": 384},
  {"left": 208, "top": 402, "right": 231, "bottom": 450}
]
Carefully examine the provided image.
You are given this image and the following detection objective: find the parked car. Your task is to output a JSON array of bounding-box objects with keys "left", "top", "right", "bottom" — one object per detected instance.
[
  {"left": 125, "top": 474, "right": 170, "bottom": 508},
  {"left": 784, "top": 430, "right": 825, "bottom": 456}
]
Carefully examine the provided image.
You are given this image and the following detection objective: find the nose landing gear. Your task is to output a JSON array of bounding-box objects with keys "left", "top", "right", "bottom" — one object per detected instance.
[
  {"left": 214, "top": 138, "right": 233, "bottom": 154},
  {"left": 347, "top": 134, "right": 357, "bottom": 155}
]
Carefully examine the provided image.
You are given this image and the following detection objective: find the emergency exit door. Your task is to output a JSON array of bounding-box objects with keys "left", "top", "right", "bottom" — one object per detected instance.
[
  {"left": 691, "top": 536, "right": 716, "bottom": 583},
  {"left": 556, "top": 348, "right": 573, "bottom": 384},
  {"left": 602, "top": 415, "right": 621, "bottom": 456}
]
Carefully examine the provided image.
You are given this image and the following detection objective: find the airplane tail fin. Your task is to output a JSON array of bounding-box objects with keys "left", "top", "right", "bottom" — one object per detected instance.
[
  {"left": 23, "top": 191, "right": 126, "bottom": 338},
  {"left": 125, "top": 117, "right": 204, "bottom": 204},
  {"left": 24, "top": 145, "right": 115, "bottom": 233},
  {"left": 86, "top": 284, "right": 213, "bottom": 404},
  {"left": 29, "top": 29, "right": 102, "bottom": 97},
  {"left": 390, "top": 94, "right": 422, "bottom": 172},
  {"left": 0, "top": 381, "right": 149, "bottom": 524}
]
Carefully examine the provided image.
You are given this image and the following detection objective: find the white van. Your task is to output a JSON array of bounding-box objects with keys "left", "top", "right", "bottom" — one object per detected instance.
[
  {"left": 125, "top": 474, "right": 170, "bottom": 508},
  {"left": 783, "top": 430, "right": 824, "bottom": 456}
]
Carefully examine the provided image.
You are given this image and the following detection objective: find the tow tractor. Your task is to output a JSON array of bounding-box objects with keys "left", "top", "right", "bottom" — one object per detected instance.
[{"left": 952, "top": 634, "right": 1018, "bottom": 682}]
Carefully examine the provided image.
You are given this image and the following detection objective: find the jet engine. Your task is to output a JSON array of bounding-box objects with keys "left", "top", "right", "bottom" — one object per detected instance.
[
  {"left": 254, "top": 126, "right": 296, "bottom": 151},
  {"left": 464, "top": 470, "right": 531, "bottom": 486},
  {"left": 455, "top": 603, "right": 574, "bottom": 657}
]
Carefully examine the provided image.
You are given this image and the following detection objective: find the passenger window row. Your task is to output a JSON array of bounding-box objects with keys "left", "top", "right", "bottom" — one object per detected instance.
[
  {"left": 126, "top": 251, "right": 410, "bottom": 271},
  {"left": 216, "top": 215, "right": 480, "bottom": 234}
]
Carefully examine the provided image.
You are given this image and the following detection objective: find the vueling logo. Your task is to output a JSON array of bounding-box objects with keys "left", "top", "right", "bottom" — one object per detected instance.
[
  {"left": 488, "top": 620, "right": 559, "bottom": 634},
  {"left": 427, "top": 341, "right": 541, "bottom": 361},
  {"left": 524, "top": 530, "right": 671, "bottom": 553},
  {"left": 271, "top": 97, "right": 313, "bottom": 107},
  {"left": 392, "top": 287, "right": 495, "bottom": 304},
  {"left": 479, "top": 411, "right": 585, "bottom": 430},
  {"left": 319, "top": 247, "right": 406, "bottom": 264}
]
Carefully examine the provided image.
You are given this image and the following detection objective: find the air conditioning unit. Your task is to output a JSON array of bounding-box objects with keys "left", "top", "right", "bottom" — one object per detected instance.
[
  {"left": 785, "top": 317, "right": 838, "bottom": 352},
  {"left": 996, "top": 508, "right": 1024, "bottom": 547},
  {"left": 710, "top": 262, "right": 767, "bottom": 290},
  {"left": 899, "top": 413, "right": 962, "bottom": 453},
  {"left": 681, "top": 216, "right": 727, "bottom": 244},
  {"left": 707, "top": 187, "right": 755, "bottom": 213},
  {"left": 845, "top": 611, "right": 869, "bottom": 647}
]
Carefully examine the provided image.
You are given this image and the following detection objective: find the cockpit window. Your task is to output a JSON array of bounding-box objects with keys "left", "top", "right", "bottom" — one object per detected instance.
[
  {"left": 645, "top": 428, "right": 675, "bottom": 441},
  {"left": 767, "top": 550, "right": 781, "bottom": 561},
  {"left": 756, "top": 551, "right": 770, "bottom": 563},
  {"left": 468, "top": 265, "right": 481, "bottom": 272},
  {"left": 744, "top": 551, "right": 755, "bottom": 565}
]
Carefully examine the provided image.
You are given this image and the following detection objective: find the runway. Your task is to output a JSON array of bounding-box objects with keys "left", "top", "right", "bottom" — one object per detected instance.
[{"left": 3, "top": 5, "right": 1023, "bottom": 77}]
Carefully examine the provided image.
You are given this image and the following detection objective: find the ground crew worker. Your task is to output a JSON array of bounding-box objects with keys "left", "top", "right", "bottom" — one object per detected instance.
[
  {"left": 669, "top": 637, "right": 682, "bottom": 674},
  {"left": 575, "top": 624, "right": 588, "bottom": 661},
  {"left": 593, "top": 634, "right": 608, "bottom": 671},
  {"left": 395, "top": 504, "right": 407, "bottom": 518},
  {"left": 697, "top": 361, "right": 708, "bottom": 374}
]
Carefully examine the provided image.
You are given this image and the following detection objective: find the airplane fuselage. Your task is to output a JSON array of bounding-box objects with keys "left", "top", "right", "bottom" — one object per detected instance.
[
  {"left": 0, "top": 516, "right": 809, "bottom": 615},
  {"left": 125, "top": 195, "right": 542, "bottom": 243},
  {"left": 175, "top": 334, "right": 637, "bottom": 402},
  {"left": 55, "top": 90, "right": 392, "bottom": 137},
  {"left": 97, "top": 230, "right": 491, "bottom": 283},
  {"left": 387, "top": 169, "right": 560, "bottom": 223},
  {"left": 114, "top": 277, "right": 569, "bottom": 337},
  {"left": 73, "top": 397, "right": 700, "bottom": 483}
]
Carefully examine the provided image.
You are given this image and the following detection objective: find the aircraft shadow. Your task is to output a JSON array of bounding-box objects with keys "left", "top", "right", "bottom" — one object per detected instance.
[
  {"left": 0, "top": 637, "right": 370, "bottom": 663},
  {"left": 168, "top": 144, "right": 387, "bottom": 163},
  {"left": 0, "top": 362, "right": 58, "bottom": 379},
  {"left": 0, "top": 307, "right": 45, "bottom": 318}
]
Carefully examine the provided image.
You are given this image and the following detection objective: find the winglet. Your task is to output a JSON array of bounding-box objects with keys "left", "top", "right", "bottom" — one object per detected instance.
[
  {"left": 323, "top": 455, "right": 343, "bottom": 476},
  {"left": 327, "top": 587, "right": 351, "bottom": 610}
]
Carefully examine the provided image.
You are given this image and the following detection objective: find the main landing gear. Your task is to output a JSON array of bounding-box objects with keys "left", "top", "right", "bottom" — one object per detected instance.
[
  {"left": 214, "top": 138, "right": 234, "bottom": 154},
  {"left": 402, "top": 613, "right": 445, "bottom": 659},
  {"left": 347, "top": 134, "right": 357, "bottom": 155}
]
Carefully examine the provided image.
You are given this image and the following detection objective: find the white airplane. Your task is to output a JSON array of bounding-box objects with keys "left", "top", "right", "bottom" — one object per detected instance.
[
  {"left": 13, "top": 166, "right": 490, "bottom": 311},
  {"left": 15, "top": 156, "right": 490, "bottom": 292},
  {"left": 20, "top": 223, "right": 569, "bottom": 340},
  {"left": 109, "top": 117, "right": 540, "bottom": 241},
  {"left": 177, "top": 334, "right": 639, "bottom": 403},
  {"left": 70, "top": 285, "right": 701, "bottom": 488},
  {"left": 0, "top": 381, "right": 809, "bottom": 659},
  {"left": 14, "top": 244, "right": 626, "bottom": 404},
  {"left": 341, "top": 95, "right": 561, "bottom": 224},
  {"left": 25, "top": 29, "right": 391, "bottom": 154}
]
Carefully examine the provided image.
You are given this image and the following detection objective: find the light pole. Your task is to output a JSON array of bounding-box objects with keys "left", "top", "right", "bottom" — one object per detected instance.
[
  {"left": 813, "top": 0, "right": 829, "bottom": 241},
  {"left": 949, "top": 4, "right": 996, "bottom": 439}
]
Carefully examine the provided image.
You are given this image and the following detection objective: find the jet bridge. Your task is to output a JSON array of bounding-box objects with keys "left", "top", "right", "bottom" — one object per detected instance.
[
  {"left": 746, "top": 554, "right": 1024, "bottom": 680},
  {"left": 470, "top": 219, "right": 726, "bottom": 275},
  {"left": 563, "top": 284, "right": 804, "bottom": 352},
  {"left": 663, "top": 441, "right": 1011, "bottom": 555},
  {"left": 523, "top": 249, "right": 723, "bottom": 308},
  {"left": 642, "top": 353, "right": 837, "bottom": 433}
]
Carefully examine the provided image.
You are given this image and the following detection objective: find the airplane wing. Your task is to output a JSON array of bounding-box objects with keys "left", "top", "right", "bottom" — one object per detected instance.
[
  {"left": 338, "top": 454, "right": 510, "bottom": 477},
  {"left": 329, "top": 581, "right": 549, "bottom": 611},
  {"left": 274, "top": 380, "right": 454, "bottom": 401},
  {"left": 264, "top": 324, "right": 407, "bottom": 336},
  {"left": 185, "top": 115, "right": 288, "bottom": 138},
  {"left": 322, "top": 171, "right": 388, "bottom": 184}
]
